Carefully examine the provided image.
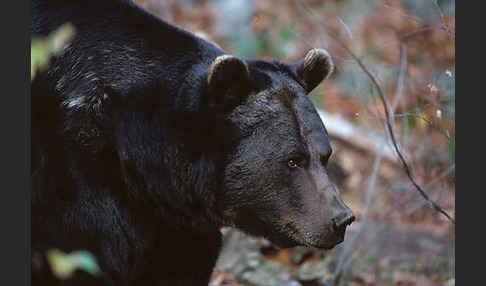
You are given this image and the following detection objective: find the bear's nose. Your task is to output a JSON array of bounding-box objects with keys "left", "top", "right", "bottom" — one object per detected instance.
[{"left": 332, "top": 211, "right": 355, "bottom": 231}]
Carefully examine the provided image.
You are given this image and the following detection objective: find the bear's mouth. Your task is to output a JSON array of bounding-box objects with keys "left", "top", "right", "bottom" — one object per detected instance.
[{"left": 304, "top": 234, "right": 345, "bottom": 250}]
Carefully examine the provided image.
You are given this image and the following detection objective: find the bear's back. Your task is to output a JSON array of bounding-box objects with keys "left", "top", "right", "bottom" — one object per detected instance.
[{"left": 32, "top": 0, "right": 224, "bottom": 111}]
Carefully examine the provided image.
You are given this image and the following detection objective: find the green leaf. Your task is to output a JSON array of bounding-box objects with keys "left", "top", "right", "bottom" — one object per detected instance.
[
  {"left": 31, "top": 23, "right": 75, "bottom": 80},
  {"left": 46, "top": 249, "right": 101, "bottom": 280}
]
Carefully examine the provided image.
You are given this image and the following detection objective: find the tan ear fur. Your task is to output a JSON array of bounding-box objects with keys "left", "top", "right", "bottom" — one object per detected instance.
[
  {"left": 298, "top": 48, "right": 334, "bottom": 92},
  {"left": 207, "top": 55, "right": 249, "bottom": 88}
]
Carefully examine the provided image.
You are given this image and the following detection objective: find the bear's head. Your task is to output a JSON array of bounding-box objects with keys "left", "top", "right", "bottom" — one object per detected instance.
[{"left": 207, "top": 49, "right": 355, "bottom": 249}]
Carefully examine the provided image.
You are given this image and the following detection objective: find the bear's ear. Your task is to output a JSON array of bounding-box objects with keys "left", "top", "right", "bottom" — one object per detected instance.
[
  {"left": 207, "top": 55, "right": 250, "bottom": 111},
  {"left": 295, "top": 48, "right": 334, "bottom": 93}
]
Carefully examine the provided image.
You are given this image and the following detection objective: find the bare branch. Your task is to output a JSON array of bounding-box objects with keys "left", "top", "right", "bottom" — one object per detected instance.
[
  {"left": 333, "top": 46, "right": 408, "bottom": 283},
  {"left": 430, "top": 0, "right": 455, "bottom": 37},
  {"left": 393, "top": 113, "right": 451, "bottom": 140},
  {"left": 298, "top": 1, "right": 455, "bottom": 224},
  {"left": 383, "top": 4, "right": 425, "bottom": 25}
]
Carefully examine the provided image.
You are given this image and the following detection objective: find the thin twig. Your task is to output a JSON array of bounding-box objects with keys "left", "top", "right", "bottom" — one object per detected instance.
[
  {"left": 299, "top": 1, "right": 455, "bottom": 224},
  {"left": 333, "top": 44, "right": 407, "bottom": 285},
  {"left": 430, "top": 0, "right": 455, "bottom": 37},
  {"left": 333, "top": 148, "right": 384, "bottom": 285},
  {"left": 376, "top": 26, "right": 434, "bottom": 49},
  {"left": 398, "top": 164, "right": 456, "bottom": 217},
  {"left": 383, "top": 4, "right": 425, "bottom": 25},
  {"left": 342, "top": 44, "right": 455, "bottom": 223},
  {"left": 393, "top": 113, "right": 451, "bottom": 140}
]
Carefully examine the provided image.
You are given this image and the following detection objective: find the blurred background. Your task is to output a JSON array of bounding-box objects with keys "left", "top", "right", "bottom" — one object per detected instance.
[{"left": 138, "top": 0, "right": 455, "bottom": 285}]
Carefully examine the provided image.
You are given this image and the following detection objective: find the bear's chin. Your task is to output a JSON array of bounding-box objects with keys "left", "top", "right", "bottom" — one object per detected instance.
[
  {"left": 270, "top": 237, "right": 338, "bottom": 251},
  {"left": 305, "top": 239, "right": 344, "bottom": 250},
  {"left": 303, "top": 233, "right": 347, "bottom": 250},
  {"left": 269, "top": 231, "right": 346, "bottom": 250},
  {"left": 269, "top": 239, "right": 300, "bottom": 250}
]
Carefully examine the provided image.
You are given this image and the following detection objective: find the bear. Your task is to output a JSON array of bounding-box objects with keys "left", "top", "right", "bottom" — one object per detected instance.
[{"left": 31, "top": 0, "right": 355, "bottom": 285}]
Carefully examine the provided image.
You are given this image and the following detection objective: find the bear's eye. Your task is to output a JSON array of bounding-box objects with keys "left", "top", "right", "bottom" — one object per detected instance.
[{"left": 288, "top": 158, "right": 302, "bottom": 169}]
